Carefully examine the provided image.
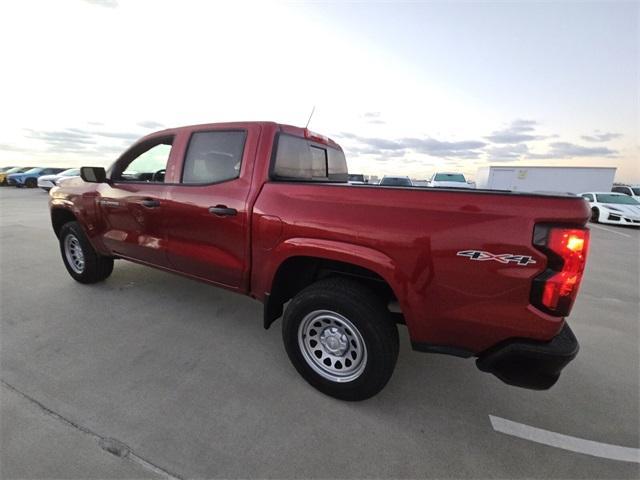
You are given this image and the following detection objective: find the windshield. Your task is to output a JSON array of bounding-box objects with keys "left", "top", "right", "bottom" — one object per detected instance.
[
  {"left": 61, "top": 169, "right": 80, "bottom": 176},
  {"left": 380, "top": 177, "right": 412, "bottom": 186},
  {"left": 6, "top": 167, "right": 28, "bottom": 174},
  {"left": 348, "top": 174, "right": 365, "bottom": 182},
  {"left": 23, "top": 168, "right": 40, "bottom": 174},
  {"left": 633, "top": 188, "right": 640, "bottom": 196},
  {"left": 596, "top": 194, "right": 640, "bottom": 205},
  {"left": 434, "top": 173, "right": 466, "bottom": 182}
]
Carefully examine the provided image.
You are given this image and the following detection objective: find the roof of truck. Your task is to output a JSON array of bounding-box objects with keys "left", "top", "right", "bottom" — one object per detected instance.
[{"left": 145, "top": 121, "right": 341, "bottom": 149}]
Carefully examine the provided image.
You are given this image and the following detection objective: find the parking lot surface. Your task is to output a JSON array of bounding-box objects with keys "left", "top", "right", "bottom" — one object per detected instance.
[{"left": 1, "top": 187, "right": 638, "bottom": 479}]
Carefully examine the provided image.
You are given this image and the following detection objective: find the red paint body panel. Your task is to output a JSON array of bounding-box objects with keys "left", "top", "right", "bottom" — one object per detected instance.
[
  {"left": 50, "top": 121, "right": 590, "bottom": 355},
  {"left": 250, "top": 182, "right": 588, "bottom": 351}
]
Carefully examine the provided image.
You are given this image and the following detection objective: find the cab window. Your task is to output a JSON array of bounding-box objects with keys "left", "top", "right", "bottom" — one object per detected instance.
[
  {"left": 181, "top": 131, "right": 246, "bottom": 184},
  {"left": 272, "top": 134, "right": 348, "bottom": 182}
]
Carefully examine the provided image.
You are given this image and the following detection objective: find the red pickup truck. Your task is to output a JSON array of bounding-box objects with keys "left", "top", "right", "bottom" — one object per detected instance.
[{"left": 49, "top": 121, "right": 590, "bottom": 400}]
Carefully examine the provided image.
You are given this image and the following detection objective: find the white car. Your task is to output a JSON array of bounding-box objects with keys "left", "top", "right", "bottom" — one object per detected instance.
[
  {"left": 38, "top": 168, "right": 80, "bottom": 191},
  {"left": 580, "top": 191, "right": 640, "bottom": 227},
  {"left": 428, "top": 172, "right": 472, "bottom": 188},
  {"left": 611, "top": 184, "right": 640, "bottom": 201}
]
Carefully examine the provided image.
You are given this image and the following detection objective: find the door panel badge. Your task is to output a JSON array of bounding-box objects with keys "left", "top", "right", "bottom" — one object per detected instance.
[{"left": 457, "top": 250, "right": 536, "bottom": 266}]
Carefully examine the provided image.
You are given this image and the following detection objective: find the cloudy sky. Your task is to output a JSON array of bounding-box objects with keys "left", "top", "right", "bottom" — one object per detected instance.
[{"left": 1, "top": 0, "right": 638, "bottom": 182}]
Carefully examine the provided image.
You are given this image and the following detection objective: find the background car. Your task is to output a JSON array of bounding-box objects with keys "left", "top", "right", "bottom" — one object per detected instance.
[
  {"left": 348, "top": 173, "right": 366, "bottom": 185},
  {"left": 38, "top": 168, "right": 80, "bottom": 191},
  {"left": 8, "top": 167, "right": 65, "bottom": 188},
  {"left": 428, "top": 172, "right": 472, "bottom": 188},
  {"left": 612, "top": 184, "right": 640, "bottom": 201},
  {"left": 0, "top": 166, "right": 16, "bottom": 172},
  {"left": 0, "top": 166, "right": 33, "bottom": 185},
  {"left": 580, "top": 191, "right": 640, "bottom": 227},
  {"left": 379, "top": 175, "right": 413, "bottom": 187}
]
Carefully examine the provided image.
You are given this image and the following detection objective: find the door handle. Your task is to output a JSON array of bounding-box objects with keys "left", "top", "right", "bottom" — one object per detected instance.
[
  {"left": 208, "top": 205, "right": 237, "bottom": 217},
  {"left": 141, "top": 198, "right": 160, "bottom": 208}
]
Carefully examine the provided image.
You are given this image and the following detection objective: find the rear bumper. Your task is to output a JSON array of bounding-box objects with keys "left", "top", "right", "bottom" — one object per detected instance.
[{"left": 476, "top": 323, "right": 579, "bottom": 390}]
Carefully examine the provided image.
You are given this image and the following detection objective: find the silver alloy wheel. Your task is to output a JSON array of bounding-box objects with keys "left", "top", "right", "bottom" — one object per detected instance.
[
  {"left": 298, "top": 310, "right": 368, "bottom": 383},
  {"left": 64, "top": 233, "right": 85, "bottom": 274}
]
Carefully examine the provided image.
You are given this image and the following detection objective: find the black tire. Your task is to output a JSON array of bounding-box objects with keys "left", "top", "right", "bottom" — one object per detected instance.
[
  {"left": 591, "top": 207, "right": 600, "bottom": 223},
  {"left": 25, "top": 177, "right": 37, "bottom": 188},
  {"left": 59, "top": 221, "right": 114, "bottom": 284},
  {"left": 282, "top": 277, "right": 399, "bottom": 401}
]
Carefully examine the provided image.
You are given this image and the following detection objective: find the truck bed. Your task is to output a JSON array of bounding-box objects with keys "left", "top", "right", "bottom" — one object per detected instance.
[{"left": 251, "top": 182, "right": 590, "bottom": 353}]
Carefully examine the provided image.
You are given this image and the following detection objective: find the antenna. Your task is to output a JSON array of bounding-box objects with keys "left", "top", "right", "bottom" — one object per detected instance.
[{"left": 305, "top": 105, "right": 316, "bottom": 129}]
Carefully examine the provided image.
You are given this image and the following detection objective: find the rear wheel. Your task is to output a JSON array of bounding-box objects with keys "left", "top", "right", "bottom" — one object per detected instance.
[
  {"left": 282, "top": 277, "right": 399, "bottom": 401},
  {"left": 590, "top": 207, "right": 600, "bottom": 223},
  {"left": 59, "top": 221, "right": 113, "bottom": 283}
]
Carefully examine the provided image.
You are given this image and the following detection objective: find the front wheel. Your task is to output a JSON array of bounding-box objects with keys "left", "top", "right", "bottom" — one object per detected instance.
[
  {"left": 282, "top": 277, "right": 399, "bottom": 401},
  {"left": 25, "top": 178, "right": 37, "bottom": 188},
  {"left": 59, "top": 221, "right": 114, "bottom": 283},
  {"left": 591, "top": 207, "right": 600, "bottom": 223}
]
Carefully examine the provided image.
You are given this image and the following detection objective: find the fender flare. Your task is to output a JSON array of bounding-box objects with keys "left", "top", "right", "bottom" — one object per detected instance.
[{"left": 257, "top": 237, "right": 409, "bottom": 328}]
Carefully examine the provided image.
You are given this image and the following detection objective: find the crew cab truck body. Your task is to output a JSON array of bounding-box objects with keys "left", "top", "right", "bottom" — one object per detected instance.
[{"left": 49, "top": 121, "right": 590, "bottom": 400}]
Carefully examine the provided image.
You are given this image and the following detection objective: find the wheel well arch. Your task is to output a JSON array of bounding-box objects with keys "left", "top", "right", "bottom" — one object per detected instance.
[
  {"left": 263, "top": 256, "right": 399, "bottom": 329},
  {"left": 51, "top": 208, "right": 77, "bottom": 237}
]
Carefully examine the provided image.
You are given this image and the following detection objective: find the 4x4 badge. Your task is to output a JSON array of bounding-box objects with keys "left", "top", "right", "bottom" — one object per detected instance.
[{"left": 457, "top": 250, "right": 536, "bottom": 266}]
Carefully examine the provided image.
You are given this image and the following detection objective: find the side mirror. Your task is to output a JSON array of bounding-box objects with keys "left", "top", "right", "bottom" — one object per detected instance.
[{"left": 80, "top": 166, "right": 107, "bottom": 183}]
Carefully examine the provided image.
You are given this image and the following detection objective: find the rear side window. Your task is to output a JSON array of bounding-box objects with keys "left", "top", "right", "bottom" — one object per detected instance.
[
  {"left": 273, "top": 134, "right": 348, "bottom": 182},
  {"left": 581, "top": 193, "right": 594, "bottom": 202},
  {"left": 182, "top": 131, "right": 247, "bottom": 184}
]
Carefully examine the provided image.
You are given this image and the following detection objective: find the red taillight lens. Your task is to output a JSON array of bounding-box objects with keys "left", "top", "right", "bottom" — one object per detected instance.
[
  {"left": 304, "top": 128, "right": 332, "bottom": 144},
  {"left": 532, "top": 226, "right": 590, "bottom": 316}
]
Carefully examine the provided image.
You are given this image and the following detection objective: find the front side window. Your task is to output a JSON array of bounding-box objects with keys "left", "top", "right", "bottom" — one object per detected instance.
[
  {"left": 114, "top": 138, "right": 173, "bottom": 183},
  {"left": 182, "top": 131, "right": 246, "bottom": 184},
  {"left": 273, "top": 134, "right": 347, "bottom": 182}
]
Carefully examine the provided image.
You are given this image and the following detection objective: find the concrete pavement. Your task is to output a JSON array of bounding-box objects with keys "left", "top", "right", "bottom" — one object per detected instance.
[{"left": 1, "top": 187, "right": 638, "bottom": 479}]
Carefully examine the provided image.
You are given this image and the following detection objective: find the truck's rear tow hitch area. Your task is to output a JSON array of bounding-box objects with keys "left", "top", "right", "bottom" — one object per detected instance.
[{"left": 476, "top": 324, "right": 579, "bottom": 390}]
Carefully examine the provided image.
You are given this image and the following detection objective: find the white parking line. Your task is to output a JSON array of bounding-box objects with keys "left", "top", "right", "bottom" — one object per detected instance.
[
  {"left": 589, "top": 224, "right": 632, "bottom": 238},
  {"left": 489, "top": 415, "right": 640, "bottom": 464}
]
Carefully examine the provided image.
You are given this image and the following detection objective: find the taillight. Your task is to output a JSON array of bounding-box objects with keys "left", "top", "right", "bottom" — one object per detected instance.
[
  {"left": 531, "top": 225, "right": 590, "bottom": 316},
  {"left": 304, "top": 128, "right": 333, "bottom": 145}
]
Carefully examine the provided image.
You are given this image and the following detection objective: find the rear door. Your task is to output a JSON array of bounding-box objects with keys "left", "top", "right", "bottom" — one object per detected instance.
[
  {"left": 162, "top": 125, "right": 259, "bottom": 289},
  {"left": 96, "top": 134, "right": 177, "bottom": 267}
]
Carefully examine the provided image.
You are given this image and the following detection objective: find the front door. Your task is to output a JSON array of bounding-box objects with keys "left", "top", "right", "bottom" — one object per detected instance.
[{"left": 97, "top": 136, "right": 175, "bottom": 267}]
